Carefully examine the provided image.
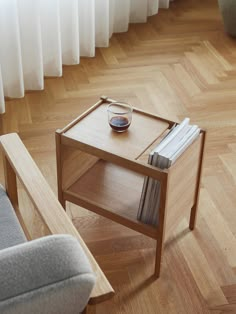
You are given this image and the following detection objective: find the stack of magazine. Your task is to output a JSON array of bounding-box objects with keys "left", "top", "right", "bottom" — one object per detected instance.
[{"left": 137, "top": 118, "right": 200, "bottom": 226}]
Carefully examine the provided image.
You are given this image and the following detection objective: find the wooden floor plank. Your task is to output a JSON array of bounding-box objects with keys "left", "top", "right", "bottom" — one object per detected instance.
[{"left": 1, "top": 0, "right": 236, "bottom": 312}]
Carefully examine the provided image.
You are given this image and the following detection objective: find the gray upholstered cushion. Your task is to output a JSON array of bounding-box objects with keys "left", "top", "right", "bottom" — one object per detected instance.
[
  {"left": 0, "top": 234, "right": 96, "bottom": 314},
  {"left": 0, "top": 185, "right": 27, "bottom": 249}
]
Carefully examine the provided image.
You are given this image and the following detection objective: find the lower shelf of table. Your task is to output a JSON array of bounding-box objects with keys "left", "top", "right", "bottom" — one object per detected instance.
[{"left": 63, "top": 160, "right": 158, "bottom": 239}]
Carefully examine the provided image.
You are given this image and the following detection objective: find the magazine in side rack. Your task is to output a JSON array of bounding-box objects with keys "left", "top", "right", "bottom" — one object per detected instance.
[{"left": 137, "top": 118, "right": 201, "bottom": 226}]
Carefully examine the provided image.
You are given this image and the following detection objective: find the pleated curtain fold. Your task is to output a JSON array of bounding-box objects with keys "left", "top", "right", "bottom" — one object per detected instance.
[{"left": 0, "top": 0, "right": 172, "bottom": 113}]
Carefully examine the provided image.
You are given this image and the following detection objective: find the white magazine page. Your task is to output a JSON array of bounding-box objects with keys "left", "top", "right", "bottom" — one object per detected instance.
[
  {"left": 151, "top": 118, "right": 190, "bottom": 155},
  {"left": 158, "top": 124, "right": 192, "bottom": 158},
  {"left": 169, "top": 128, "right": 200, "bottom": 166},
  {"left": 165, "top": 125, "right": 199, "bottom": 159}
]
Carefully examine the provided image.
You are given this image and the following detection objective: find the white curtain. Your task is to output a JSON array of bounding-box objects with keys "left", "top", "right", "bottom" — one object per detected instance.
[{"left": 0, "top": 0, "right": 172, "bottom": 114}]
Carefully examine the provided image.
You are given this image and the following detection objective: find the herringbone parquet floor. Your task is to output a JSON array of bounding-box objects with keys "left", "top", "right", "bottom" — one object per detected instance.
[{"left": 0, "top": 0, "right": 236, "bottom": 313}]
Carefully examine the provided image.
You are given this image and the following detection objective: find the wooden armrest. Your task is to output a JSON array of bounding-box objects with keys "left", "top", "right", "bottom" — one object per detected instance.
[{"left": 0, "top": 133, "right": 114, "bottom": 305}]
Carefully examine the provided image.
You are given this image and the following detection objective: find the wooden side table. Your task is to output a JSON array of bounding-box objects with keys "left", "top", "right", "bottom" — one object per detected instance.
[{"left": 55, "top": 96, "right": 206, "bottom": 277}]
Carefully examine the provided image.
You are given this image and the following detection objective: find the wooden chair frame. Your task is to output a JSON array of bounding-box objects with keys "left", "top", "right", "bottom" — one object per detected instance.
[{"left": 0, "top": 133, "right": 114, "bottom": 310}]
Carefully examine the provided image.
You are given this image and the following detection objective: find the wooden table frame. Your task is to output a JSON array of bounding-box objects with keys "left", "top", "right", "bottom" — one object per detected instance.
[{"left": 56, "top": 96, "right": 206, "bottom": 278}]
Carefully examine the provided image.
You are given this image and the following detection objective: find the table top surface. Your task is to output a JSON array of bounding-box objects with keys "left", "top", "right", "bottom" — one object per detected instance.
[{"left": 63, "top": 102, "right": 170, "bottom": 160}]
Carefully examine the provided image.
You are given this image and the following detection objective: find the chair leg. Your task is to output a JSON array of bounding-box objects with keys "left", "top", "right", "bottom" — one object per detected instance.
[
  {"left": 2, "top": 154, "right": 31, "bottom": 240},
  {"left": 3, "top": 154, "right": 18, "bottom": 209}
]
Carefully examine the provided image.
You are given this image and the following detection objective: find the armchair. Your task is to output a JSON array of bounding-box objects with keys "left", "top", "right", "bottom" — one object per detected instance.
[{"left": 0, "top": 133, "right": 114, "bottom": 314}]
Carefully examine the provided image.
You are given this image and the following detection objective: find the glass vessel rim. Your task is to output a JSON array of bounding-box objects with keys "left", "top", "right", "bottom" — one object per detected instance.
[{"left": 107, "top": 102, "right": 133, "bottom": 115}]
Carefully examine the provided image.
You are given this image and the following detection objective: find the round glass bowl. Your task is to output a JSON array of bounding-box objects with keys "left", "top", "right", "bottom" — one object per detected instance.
[{"left": 107, "top": 102, "right": 133, "bottom": 132}]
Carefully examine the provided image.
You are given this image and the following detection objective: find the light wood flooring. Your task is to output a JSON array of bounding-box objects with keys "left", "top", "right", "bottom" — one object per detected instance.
[{"left": 0, "top": 0, "right": 236, "bottom": 313}]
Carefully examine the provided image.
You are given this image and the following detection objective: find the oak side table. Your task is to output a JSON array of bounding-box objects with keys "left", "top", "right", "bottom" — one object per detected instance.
[{"left": 55, "top": 96, "right": 206, "bottom": 277}]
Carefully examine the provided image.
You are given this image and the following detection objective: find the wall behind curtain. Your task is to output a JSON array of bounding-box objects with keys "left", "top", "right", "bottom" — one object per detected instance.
[{"left": 0, "top": 0, "right": 173, "bottom": 113}]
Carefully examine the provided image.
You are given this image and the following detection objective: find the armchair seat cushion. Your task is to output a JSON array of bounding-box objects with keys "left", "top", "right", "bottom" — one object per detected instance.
[
  {"left": 0, "top": 234, "right": 96, "bottom": 314},
  {"left": 0, "top": 185, "right": 26, "bottom": 250}
]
